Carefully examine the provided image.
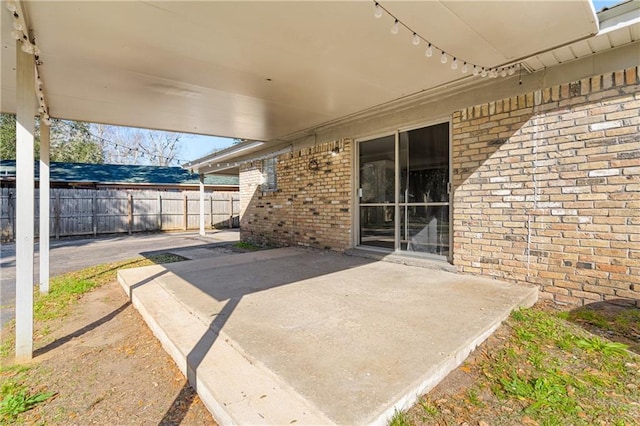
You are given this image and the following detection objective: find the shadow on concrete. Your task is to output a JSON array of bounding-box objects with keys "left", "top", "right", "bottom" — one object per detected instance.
[
  {"left": 158, "top": 297, "right": 241, "bottom": 425},
  {"left": 157, "top": 250, "right": 373, "bottom": 303},
  {"left": 150, "top": 251, "right": 374, "bottom": 422}
]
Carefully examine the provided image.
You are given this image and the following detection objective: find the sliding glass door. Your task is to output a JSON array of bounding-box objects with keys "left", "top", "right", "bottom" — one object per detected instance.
[{"left": 357, "top": 122, "right": 450, "bottom": 260}]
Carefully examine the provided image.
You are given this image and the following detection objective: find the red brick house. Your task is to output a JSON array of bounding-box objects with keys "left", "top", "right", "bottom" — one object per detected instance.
[{"left": 189, "top": 2, "right": 640, "bottom": 307}]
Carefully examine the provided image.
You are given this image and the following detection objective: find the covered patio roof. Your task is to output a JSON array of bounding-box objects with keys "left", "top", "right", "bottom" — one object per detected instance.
[
  {"left": 5, "top": 0, "right": 638, "bottom": 364},
  {"left": 2, "top": 1, "right": 600, "bottom": 144}
]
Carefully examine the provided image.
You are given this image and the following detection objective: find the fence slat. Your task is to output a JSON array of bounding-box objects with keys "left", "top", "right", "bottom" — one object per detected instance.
[{"left": 0, "top": 188, "right": 239, "bottom": 242}]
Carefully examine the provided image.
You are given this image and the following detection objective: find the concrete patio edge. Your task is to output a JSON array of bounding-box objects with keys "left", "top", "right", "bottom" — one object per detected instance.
[
  {"left": 370, "top": 287, "right": 538, "bottom": 426},
  {"left": 117, "top": 266, "right": 333, "bottom": 425},
  {"left": 117, "top": 249, "right": 538, "bottom": 425}
]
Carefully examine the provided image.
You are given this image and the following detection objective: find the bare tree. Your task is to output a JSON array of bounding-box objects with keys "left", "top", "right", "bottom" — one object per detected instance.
[{"left": 92, "top": 124, "right": 184, "bottom": 166}]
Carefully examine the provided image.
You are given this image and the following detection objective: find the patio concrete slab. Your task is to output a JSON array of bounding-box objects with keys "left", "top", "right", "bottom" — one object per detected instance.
[{"left": 118, "top": 247, "right": 537, "bottom": 425}]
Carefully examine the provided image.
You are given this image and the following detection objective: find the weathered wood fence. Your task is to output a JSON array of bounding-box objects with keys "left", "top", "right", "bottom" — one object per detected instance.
[{"left": 0, "top": 188, "right": 240, "bottom": 242}]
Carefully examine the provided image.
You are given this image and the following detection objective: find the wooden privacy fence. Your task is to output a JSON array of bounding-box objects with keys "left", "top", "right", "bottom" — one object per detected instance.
[{"left": 0, "top": 188, "right": 240, "bottom": 242}]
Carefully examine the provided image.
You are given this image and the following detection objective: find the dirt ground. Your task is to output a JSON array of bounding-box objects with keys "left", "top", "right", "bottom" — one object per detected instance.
[
  {"left": 12, "top": 281, "right": 216, "bottom": 425},
  {"left": 5, "top": 264, "right": 637, "bottom": 425}
]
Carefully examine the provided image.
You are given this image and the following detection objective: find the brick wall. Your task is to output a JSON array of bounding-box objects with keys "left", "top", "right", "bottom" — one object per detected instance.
[
  {"left": 240, "top": 140, "right": 352, "bottom": 250},
  {"left": 452, "top": 67, "right": 640, "bottom": 306}
]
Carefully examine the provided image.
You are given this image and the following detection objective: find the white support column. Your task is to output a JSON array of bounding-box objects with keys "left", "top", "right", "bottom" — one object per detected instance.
[
  {"left": 39, "top": 122, "right": 50, "bottom": 294},
  {"left": 15, "top": 41, "right": 36, "bottom": 363},
  {"left": 199, "top": 173, "right": 205, "bottom": 236}
]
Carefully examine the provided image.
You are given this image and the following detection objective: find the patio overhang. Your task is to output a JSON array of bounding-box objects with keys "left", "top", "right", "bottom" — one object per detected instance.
[{"left": 2, "top": 1, "right": 599, "bottom": 144}]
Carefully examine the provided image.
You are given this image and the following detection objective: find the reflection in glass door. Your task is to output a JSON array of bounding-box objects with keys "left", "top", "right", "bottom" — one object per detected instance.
[
  {"left": 399, "top": 123, "right": 450, "bottom": 257},
  {"left": 357, "top": 123, "right": 450, "bottom": 259},
  {"left": 358, "top": 135, "right": 395, "bottom": 249}
]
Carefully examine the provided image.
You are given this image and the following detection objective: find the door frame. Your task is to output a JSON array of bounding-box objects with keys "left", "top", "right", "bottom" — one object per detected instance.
[{"left": 352, "top": 119, "right": 453, "bottom": 262}]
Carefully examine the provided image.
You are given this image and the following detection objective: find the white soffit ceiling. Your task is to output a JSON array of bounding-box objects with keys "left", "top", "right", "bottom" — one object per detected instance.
[
  {"left": 1, "top": 1, "right": 598, "bottom": 142},
  {"left": 524, "top": 0, "right": 640, "bottom": 71}
]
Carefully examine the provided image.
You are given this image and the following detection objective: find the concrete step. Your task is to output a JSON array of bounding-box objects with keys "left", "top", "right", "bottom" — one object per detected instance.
[{"left": 118, "top": 263, "right": 332, "bottom": 425}]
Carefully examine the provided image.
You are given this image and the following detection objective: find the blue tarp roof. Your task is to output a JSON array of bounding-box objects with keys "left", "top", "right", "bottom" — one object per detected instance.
[{"left": 0, "top": 160, "right": 238, "bottom": 186}]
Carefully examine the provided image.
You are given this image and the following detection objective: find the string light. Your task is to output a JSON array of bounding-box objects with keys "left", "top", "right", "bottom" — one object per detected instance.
[
  {"left": 374, "top": 2, "right": 383, "bottom": 18},
  {"left": 6, "top": 0, "right": 51, "bottom": 124},
  {"left": 5, "top": 1, "right": 224, "bottom": 164},
  {"left": 390, "top": 19, "right": 399, "bottom": 35},
  {"left": 425, "top": 44, "right": 433, "bottom": 58},
  {"left": 21, "top": 42, "right": 34, "bottom": 54},
  {"left": 371, "top": 1, "right": 520, "bottom": 79}
]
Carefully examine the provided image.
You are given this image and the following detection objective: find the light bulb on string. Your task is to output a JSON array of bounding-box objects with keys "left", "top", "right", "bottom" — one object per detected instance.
[
  {"left": 374, "top": 2, "right": 383, "bottom": 18},
  {"left": 13, "top": 21, "right": 23, "bottom": 31},
  {"left": 365, "top": 3, "right": 511, "bottom": 82},
  {"left": 425, "top": 44, "right": 433, "bottom": 58},
  {"left": 390, "top": 20, "right": 399, "bottom": 35},
  {"left": 21, "top": 42, "right": 34, "bottom": 54}
]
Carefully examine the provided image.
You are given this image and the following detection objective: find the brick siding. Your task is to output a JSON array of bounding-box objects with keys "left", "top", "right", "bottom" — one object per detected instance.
[
  {"left": 240, "top": 140, "right": 352, "bottom": 250},
  {"left": 452, "top": 67, "right": 640, "bottom": 306}
]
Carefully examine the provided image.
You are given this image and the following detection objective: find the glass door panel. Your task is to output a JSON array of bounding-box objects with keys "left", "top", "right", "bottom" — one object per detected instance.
[
  {"left": 358, "top": 135, "right": 395, "bottom": 249},
  {"left": 399, "top": 123, "right": 450, "bottom": 258},
  {"left": 360, "top": 206, "right": 395, "bottom": 249},
  {"left": 359, "top": 135, "right": 395, "bottom": 203},
  {"left": 400, "top": 205, "right": 449, "bottom": 255}
]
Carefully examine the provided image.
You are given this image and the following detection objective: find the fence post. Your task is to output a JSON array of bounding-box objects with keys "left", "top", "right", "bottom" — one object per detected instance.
[
  {"left": 183, "top": 193, "right": 188, "bottom": 231},
  {"left": 128, "top": 193, "right": 133, "bottom": 235},
  {"left": 92, "top": 191, "right": 97, "bottom": 237},
  {"left": 228, "top": 193, "right": 233, "bottom": 229},
  {"left": 9, "top": 191, "right": 16, "bottom": 242},
  {"left": 54, "top": 192, "right": 60, "bottom": 239},
  {"left": 157, "top": 192, "right": 162, "bottom": 231},
  {"left": 209, "top": 195, "right": 213, "bottom": 229}
]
